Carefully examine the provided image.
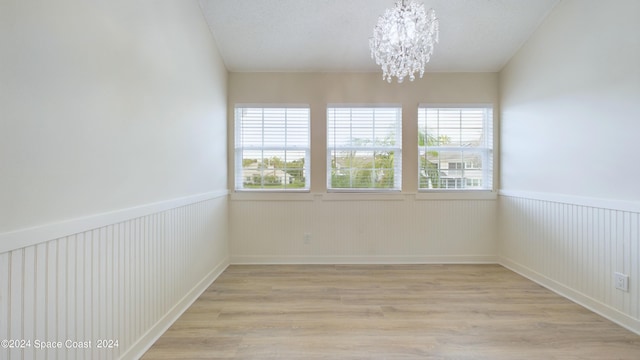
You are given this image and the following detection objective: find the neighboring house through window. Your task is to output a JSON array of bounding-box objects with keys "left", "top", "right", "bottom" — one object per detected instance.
[
  {"left": 418, "top": 105, "right": 493, "bottom": 190},
  {"left": 234, "top": 106, "right": 310, "bottom": 191}
]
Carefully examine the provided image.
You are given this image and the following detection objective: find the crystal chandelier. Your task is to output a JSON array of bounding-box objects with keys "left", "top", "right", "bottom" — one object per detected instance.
[{"left": 369, "top": 0, "right": 439, "bottom": 83}]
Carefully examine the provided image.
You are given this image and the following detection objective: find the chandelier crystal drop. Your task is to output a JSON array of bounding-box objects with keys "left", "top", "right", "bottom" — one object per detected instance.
[{"left": 369, "top": 0, "right": 439, "bottom": 83}]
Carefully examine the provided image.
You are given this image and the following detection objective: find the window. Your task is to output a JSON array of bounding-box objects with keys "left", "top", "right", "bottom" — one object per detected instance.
[
  {"left": 327, "top": 106, "right": 402, "bottom": 190},
  {"left": 235, "top": 106, "right": 310, "bottom": 191},
  {"left": 418, "top": 106, "right": 493, "bottom": 190}
]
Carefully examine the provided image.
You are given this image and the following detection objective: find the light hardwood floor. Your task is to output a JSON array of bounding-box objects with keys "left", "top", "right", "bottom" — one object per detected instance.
[{"left": 142, "top": 264, "right": 640, "bottom": 359}]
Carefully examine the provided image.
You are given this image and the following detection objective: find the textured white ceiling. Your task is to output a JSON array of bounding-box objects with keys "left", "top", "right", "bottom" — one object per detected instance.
[{"left": 199, "top": 0, "right": 559, "bottom": 73}]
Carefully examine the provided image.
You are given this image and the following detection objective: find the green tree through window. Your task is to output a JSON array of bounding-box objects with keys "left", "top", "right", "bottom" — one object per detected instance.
[{"left": 327, "top": 107, "right": 402, "bottom": 190}]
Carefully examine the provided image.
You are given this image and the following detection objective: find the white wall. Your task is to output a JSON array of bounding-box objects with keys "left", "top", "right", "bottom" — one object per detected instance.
[
  {"left": 499, "top": 0, "right": 640, "bottom": 334},
  {"left": 229, "top": 72, "right": 499, "bottom": 263},
  {"left": 500, "top": 0, "right": 640, "bottom": 202},
  {"left": 0, "top": 1, "right": 229, "bottom": 358},
  {"left": 1, "top": 0, "right": 228, "bottom": 233}
]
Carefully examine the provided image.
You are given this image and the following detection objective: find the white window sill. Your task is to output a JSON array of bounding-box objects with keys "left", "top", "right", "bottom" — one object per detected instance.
[
  {"left": 322, "top": 192, "right": 405, "bottom": 201},
  {"left": 414, "top": 191, "right": 497, "bottom": 200},
  {"left": 230, "top": 191, "right": 497, "bottom": 201},
  {"left": 231, "top": 191, "right": 314, "bottom": 201}
]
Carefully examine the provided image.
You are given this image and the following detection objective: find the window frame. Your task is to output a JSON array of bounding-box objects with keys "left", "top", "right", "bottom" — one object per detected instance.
[
  {"left": 326, "top": 105, "right": 403, "bottom": 192},
  {"left": 234, "top": 104, "right": 311, "bottom": 192},
  {"left": 417, "top": 104, "right": 494, "bottom": 192}
]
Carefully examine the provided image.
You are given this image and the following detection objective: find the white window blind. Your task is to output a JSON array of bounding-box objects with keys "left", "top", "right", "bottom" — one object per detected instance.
[
  {"left": 418, "top": 106, "right": 493, "bottom": 190},
  {"left": 235, "top": 106, "right": 310, "bottom": 191},
  {"left": 327, "top": 106, "right": 402, "bottom": 190}
]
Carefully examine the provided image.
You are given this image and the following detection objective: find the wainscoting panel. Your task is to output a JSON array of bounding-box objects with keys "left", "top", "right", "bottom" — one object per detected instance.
[
  {"left": 0, "top": 193, "right": 229, "bottom": 360},
  {"left": 499, "top": 193, "right": 640, "bottom": 334},
  {"left": 230, "top": 195, "right": 497, "bottom": 264}
]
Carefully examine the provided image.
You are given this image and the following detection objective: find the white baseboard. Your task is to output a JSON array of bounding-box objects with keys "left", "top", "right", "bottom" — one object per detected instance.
[
  {"left": 120, "top": 257, "right": 230, "bottom": 360},
  {"left": 231, "top": 255, "right": 498, "bottom": 265},
  {"left": 500, "top": 257, "right": 640, "bottom": 336}
]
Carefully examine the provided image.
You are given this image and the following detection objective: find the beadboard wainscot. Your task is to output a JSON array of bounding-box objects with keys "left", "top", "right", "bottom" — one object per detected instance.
[
  {"left": 0, "top": 191, "right": 229, "bottom": 360},
  {"left": 231, "top": 192, "right": 498, "bottom": 264},
  {"left": 499, "top": 190, "right": 640, "bottom": 335}
]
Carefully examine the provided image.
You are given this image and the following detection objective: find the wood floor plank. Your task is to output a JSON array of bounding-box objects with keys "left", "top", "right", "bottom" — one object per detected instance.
[{"left": 142, "top": 264, "right": 640, "bottom": 359}]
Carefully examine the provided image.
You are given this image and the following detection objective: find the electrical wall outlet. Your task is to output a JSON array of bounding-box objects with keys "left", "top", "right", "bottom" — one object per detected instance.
[
  {"left": 304, "top": 233, "right": 312, "bottom": 244},
  {"left": 614, "top": 272, "right": 629, "bottom": 292}
]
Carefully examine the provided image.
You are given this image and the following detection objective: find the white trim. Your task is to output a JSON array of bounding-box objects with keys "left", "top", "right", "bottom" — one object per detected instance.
[
  {"left": 231, "top": 255, "right": 498, "bottom": 265},
  {"left": 326, "top": 103, "right": 403, "bottom": 108},
  {"left": 234, "top": 103, "right": 310, "bottom": 109},
  {"left": 322, "top": 192, "right": 405, "bottom": 201},
  {"left": 231, "top": 192, "right": 314, "bottom": 201},
  {"left": 415, "top": 191, "right": 497, "bottom": 200},
  {"left": 230, "top": 192, "right": 498, "bottom": 202},
  {"left": 121, "top": 258, "right": 230, "bottom": 360},
  {"left": 499, "top": 189, "right": 640, "bottom": 213},
  {"left": 0, "top": 190, "right": 229, "bottom": 254},
  {"left": 418, "top": 103, "right": 494, "bottom": 108},
  {"left": 500, "top": 257, "right": 640, "bottom": 336}
]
